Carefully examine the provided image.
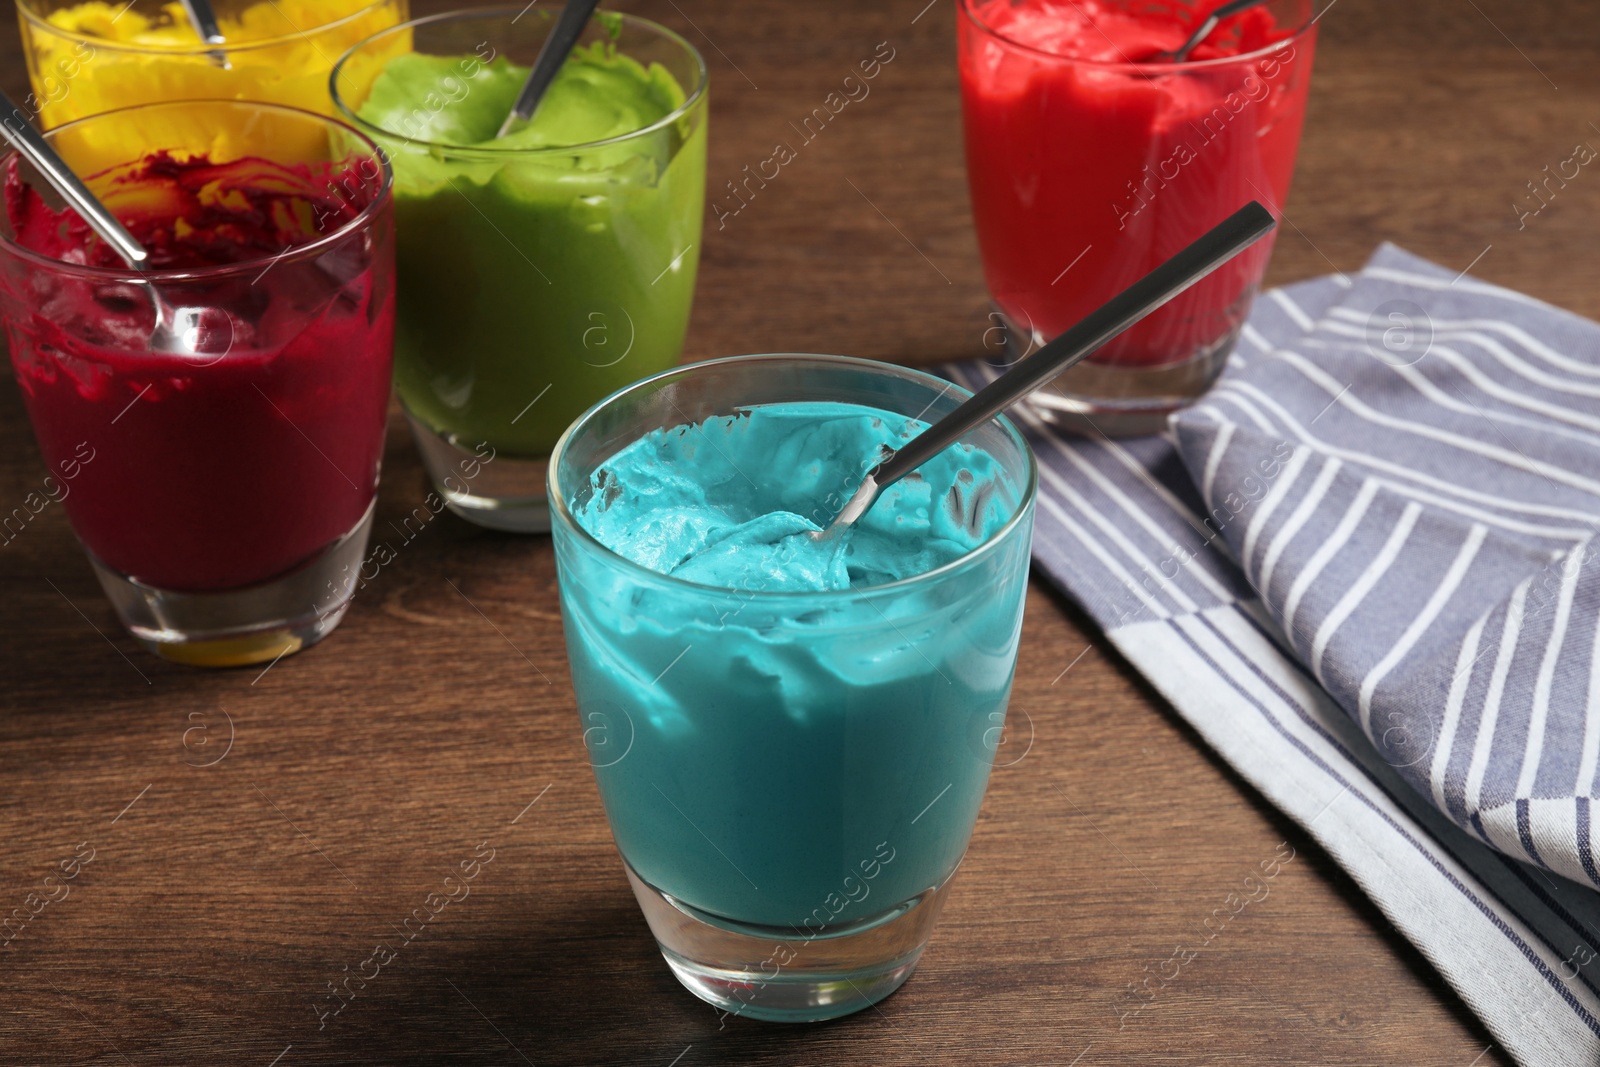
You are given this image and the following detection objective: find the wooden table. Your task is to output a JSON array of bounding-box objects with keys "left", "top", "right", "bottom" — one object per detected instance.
[{"left": 3, "top": 0, "right": 1589, "bottom": 1062}]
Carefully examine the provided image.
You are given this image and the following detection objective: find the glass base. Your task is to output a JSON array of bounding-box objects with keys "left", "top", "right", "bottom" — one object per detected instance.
[
  {"left": 87, "top": 501, "right": 375, "bottom": 668},
  {"left": 996, "top": 306, "right": 1241, "bottom": 437},
  {"left": 405, "top": 411, "right": 549, "bottom": 534},
  {"left": 624, "top": 860, "right": 955, "bottom": 1023}
]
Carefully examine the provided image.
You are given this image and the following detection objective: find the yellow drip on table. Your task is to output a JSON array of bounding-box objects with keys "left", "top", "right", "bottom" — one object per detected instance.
[{"left": 17, "top": 0, "right": 412, "bottom": 130}]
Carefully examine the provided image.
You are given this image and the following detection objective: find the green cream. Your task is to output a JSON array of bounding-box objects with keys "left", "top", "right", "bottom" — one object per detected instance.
[{"left": 358, "top": 41, "right": 706, "bottom": 456}]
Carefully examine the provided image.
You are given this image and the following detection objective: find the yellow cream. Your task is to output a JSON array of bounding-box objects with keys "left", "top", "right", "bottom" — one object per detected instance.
[{"left": 19, "top": 0, "right": 409, "bottom": 130}]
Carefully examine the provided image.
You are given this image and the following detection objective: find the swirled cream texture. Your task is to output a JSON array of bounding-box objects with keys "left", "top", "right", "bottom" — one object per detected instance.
[
  {"left": 22, "top": 0, "right": 405, "bottom": 129},
  {"left": 572, "top": 401, "right": 1016, "bottom": 591}
]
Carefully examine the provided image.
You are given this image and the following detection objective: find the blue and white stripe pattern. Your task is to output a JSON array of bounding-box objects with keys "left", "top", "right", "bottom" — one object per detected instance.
[{"left": 947, "top": 245, "right": 1600, "bottom": 1067}]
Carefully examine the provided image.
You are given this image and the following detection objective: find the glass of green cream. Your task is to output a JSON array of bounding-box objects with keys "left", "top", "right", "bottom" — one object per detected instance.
[{"left": 332, "top": 6, "right": 708, "bottom": 531}]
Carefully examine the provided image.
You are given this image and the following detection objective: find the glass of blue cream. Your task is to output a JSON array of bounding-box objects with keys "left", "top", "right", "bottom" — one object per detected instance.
[{"left": 548, "top": 354, "right": 1038, "bottom": 1022}]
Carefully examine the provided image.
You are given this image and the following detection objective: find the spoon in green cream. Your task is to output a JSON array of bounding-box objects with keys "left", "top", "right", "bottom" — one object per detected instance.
[
  {"left": 815, "top": 200, "right": 1277, "bottom": 539},
  {"left": 496, "top": 0, "right": 603, "bottom": 139}
]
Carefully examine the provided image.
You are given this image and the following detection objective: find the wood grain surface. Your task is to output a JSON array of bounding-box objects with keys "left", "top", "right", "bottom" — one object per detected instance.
[{"left": 5, "top": 0, "right": 1593, "bottom": 1063}]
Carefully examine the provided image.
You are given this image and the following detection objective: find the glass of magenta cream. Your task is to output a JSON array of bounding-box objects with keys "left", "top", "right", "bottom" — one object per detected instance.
[
  {"left": 549, "top": 354, "right": 1038, "bottom": 1022},
  {"left": 959, "top": 0, "right": 1316, "bottom": 434},
  {"left": 14, "top": 0, "right": 408, "bottom": 130},
  {"left": 332, "top": 6, "right": 708, "bottom": 534},
  {"left": 0, "top": 100, "right": 396, "bottom": 667}
]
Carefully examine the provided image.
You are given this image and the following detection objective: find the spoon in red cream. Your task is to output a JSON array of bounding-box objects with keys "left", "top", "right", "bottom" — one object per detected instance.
[{"left": 1162, "top": 0, "right": 1272, "bottom": 62}]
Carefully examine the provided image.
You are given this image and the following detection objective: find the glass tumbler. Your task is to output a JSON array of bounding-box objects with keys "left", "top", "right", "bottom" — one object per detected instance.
[
  {"left": 0, "top": 100, "right": 396, "bottom": 667},
  {"left": 14, "top": 0, "right": 408, "bottom": 130},
  {"left": 959, "top": 0, "right": 1316, "bottom": 435},
  {"left": 549, "top": 354, "right": 1038, "bottom": 1022},
  {"left": 332, "top": 6, "right": 708, "bottom": 533}
]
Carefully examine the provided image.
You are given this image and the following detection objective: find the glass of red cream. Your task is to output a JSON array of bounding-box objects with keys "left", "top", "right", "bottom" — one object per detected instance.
[
  {"left": 0, "top": 100, "right": 395, "bottom": 667},
  {"left": 958, "top": 0, "right": 1316, "bottom": 434}
]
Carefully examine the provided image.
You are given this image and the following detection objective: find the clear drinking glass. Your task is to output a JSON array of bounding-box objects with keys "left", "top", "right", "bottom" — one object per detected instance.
[
  {"left": 958, "top": 0, "right": 1316, "bottom": 434},
  {"left": 0, "top": 100, "right": 396, "bottom": 667},
  {"left": 332, "top": 6, "right": 709, "bottom": 533},
  {"left": 549, "top": 354, "right": 1038, "bottom": 1022},
  {"left": 14, "top": 0, "right": 408, "bottom": 129}
]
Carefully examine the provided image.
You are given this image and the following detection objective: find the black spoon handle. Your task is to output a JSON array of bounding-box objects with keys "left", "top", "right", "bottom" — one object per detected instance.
[
  {"left": 498, "top": 0, "right": 603, "bottom": 135},
  {"left": 180, "top": 0, "right": 225, "bottom": 44},
  {"left": 873, "top": 200, "right": 1276, "bottom": 490}
]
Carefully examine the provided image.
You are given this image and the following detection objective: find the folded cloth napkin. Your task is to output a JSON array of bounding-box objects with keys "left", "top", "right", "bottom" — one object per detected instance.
[{"left": 948, "top": 244, "right": 1600, "bottom": 1067}]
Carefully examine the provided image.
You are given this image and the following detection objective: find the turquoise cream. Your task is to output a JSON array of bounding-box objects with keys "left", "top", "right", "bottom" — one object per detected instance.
[{"left": 559, "top": 401, "right": 1032, "bottom": 928}]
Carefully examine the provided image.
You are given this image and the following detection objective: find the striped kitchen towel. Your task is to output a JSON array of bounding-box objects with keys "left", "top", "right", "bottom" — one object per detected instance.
[{"left": 948, "top": 244, "right": 1600, "bottom": 1067}]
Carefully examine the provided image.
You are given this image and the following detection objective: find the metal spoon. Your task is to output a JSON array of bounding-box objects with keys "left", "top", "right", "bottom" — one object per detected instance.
[
  {"left": 815, "top": 201, "right": 1277, "bottom": 539},
  {"left": 179, "top": 0, "right": 233, "bottom": 69},
  {"left": 0, "top": 92, "right": 228, "bottom": 359},
  {"left": 1163, "top": 0, "right": 1270, "bottom": 63},
  {"left": 496, "top": 0, "right": 603, "bottom": 139},
  {"left": 0, "top": 94, "right": 147, "bottom": 267}
]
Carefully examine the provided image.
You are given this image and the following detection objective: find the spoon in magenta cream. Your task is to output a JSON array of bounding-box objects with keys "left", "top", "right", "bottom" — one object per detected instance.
[
  {"left": 815, "top": 200, "right": 1277, "bottom": 540},
  {"left": 0, "top": 93, "right": 227, "bottom": 358},
  {"left": 0, "top": 93, "right": 147, "bottom": 265}
]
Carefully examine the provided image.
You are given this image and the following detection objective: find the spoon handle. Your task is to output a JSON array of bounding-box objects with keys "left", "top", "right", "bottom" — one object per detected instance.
[
  {"left": 180, "top": 0, "right": 225, "bottom": 44},
  {"left": 497, "top": 0, "right": 603, "bottom": 138},
  {"left": 0, "top": 93, "right": 150, "bottom": 270},
  {"left": 874, "top": 200, "right": 1276, "bottom": 489},
  {"left": 1171, "top": 0, "right": 1270, "bottom": 62},
  {"left": 179, "top": 0, "right": 232, "bottom": 68}
]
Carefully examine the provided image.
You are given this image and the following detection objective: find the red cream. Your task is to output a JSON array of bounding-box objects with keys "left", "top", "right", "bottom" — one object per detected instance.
[
  {"left": 958, "top": 0, "right": 1314, "bottom": 367},
  {"left": 1, "top": 153, "right": 394, "bottom": 591}
]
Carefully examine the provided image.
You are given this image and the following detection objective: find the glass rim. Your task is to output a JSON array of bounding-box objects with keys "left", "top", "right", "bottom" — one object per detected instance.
[
  {"left": 957, "top": 0, "right": 1317, "bottom": 73},
  {"left": 330, "top": 5, "right": 709, "bottom": 159},
  {"left": 547, "top": 353, "right": 1041, "bottom": 602},
  {"left": 17, "top": 0, "right": 398, "bottom": 56},
  {"left": 0, "top": 98, "right": 394, "bottom": 283}
]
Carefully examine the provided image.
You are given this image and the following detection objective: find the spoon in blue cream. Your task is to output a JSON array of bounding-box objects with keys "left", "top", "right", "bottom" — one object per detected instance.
[{"left": 815, "top": 200, "right": 1278, "bottom": 539}]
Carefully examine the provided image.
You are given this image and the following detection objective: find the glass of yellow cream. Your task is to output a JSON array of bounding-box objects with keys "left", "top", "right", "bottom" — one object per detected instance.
[{"left": 15, "top": 0, "right": 409, "bottom": 130}]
